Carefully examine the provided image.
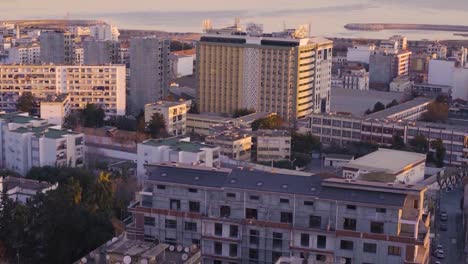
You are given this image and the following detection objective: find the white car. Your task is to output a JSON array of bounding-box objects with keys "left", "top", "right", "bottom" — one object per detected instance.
[
  {"left": 435, "top": 245, "right": 443, "bottom": 251},
  {"left": 435, "top": 250, "right": 445, "bottom": 259}
]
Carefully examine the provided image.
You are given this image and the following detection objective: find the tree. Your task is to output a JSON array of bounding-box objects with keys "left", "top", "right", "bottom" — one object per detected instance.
[
  {"left": 292, "top": 133, "right": 321, "bottom": 154},
  {"left": 373, "top": 102, "right": 386, "bottom": 113},
  {"left": 105, "top": 116, "right": 137, "bottom": 131},
  {"left": 251, "top": 114, "right": 283, "bottom": 131},
  {"left": 188, "top": 102, "right": 200, "bottom": 114},
  {"left": 232, "top": 108, "right": 255, "bottom": 118},
  {"left": 422, "top": 101, "right": 449, "bottom": 123},
  {"left": 136, "top": 110, "right": 146, "bottom": 133},
  {"left": 81, "top": 104, "right": 105, "bottom": 128},
  {"left": 386, "top": 99, "right": 399, "bottom": 108},
  {"left": 16, "top": 92, "right": 36, "bottom": 114},
  {"left": 409, "top": 134, "right": 429, "bottom": 153},
  {"left": 63, "top": 112, "right": 81, "bottom": 130},
  {"left": 170, "top": 40, "right": 194, "bottom": 52},
  {"left": 430, "top": 139, "right": 446, "bottom": 168},
  {"left": 147, "top": 113, "right": 167, "bottom": 138},
  {"left": 391, "top": 134, "right": 406, "bottom": 150}
]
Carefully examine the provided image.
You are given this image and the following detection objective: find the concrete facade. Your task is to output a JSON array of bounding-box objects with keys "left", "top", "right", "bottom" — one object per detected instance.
[
  {"left": 39, "top": 94, "right": 71, "bottom": 126},
  {"left": 83, "top": 40, "right": 120, "bottom": 65},
  {"left": 144, "top": 101, "right": 190, "bottom": 137},
  {"left": 39, "top": 31, "right": 75, "bottom": 64}
]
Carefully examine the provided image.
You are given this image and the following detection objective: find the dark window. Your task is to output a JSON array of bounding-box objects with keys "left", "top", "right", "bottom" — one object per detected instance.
[
  {"left": 340, "top": 240, "right": 354, "bottom": 250},
  {"left": 413, "top": 200, "right": 419, "bottom": 209},
  {"left": 272, "top": 251, "right": 282, "bottom": 263},
  {"left": 363, "top": 243, "right": 377, "bottom": 253},
  {"left": 250, "top": 229, "right": 259, "bottom": 245},
  {"left": 273, "top": 232, "right": 283, "bottom": 248},
  {"left": 226, "top": 192, "right": 236, "bottom": 198},
  {"left": 249, "top": 248, "right": 259, "bottom": 260},
  {"left": 229, "top": 225, "right": 238, "bottom": 238},
  {"left": 309, "top": 215, "right": 321, "bottom": 228},
  {"left": 214, "top": 242, "right": 222, "bottom": 255},
  {"left": 192, "top": 239, "right": 200, "bottom": 245},
  {"left": 229, "top": 244, "right": 237, "bottom": 257},
  {"left": 388, "top": 246, "right": 401, "bottom": 256},
  {"left": 300, "top": 233, "right": 309, "bottom": 247},
  {"left": 370, "top": 222, "right": 384, "bottom": 234},
  {"left": 214, "top": 261, "right": 221, "bottom": 264},
  {"left": 188, "top": 188, "right": 198, "bottom": 193},
  {"left": 304, "top": 201, "right": 314, "bottom": 206},
  {"left": 376, "top": 208, "right": 386, "bottom": 213},
  {"left": 343, "top": 218, "right": 357, "bottom": 231},
  {"left": 316, "top": 254, "right": 326, "bottom": 261},
  {"left": 246, "top": 208, "right": 258, "bottom": 220},
  {"left": 170, "top": 199, "right": 180, "bottom": 210},
  {"left": 215, "top": 223, "right": 223, "bottom": 236},
  {"left": 184, "top": 222, "right": 197, "bottom": 231},
  {"left": 250, "top": 195, "right": 260, "bottom": 200},
  {"left": 220, "top": 205, "right": 231, "bottom": 217},
  {"left": 189, "top": 201, "right": 200, "bottom": 213},
  {"left": 156, "top": 184, "right": 165, "bottom": 190},
  {"left": 144, "top": 216, "right": 155, "bottom": 226},
  {"left": 165, "top": 219, "right": 177, "bottom": 229},
  {"left": 346, "top": 204, "right": 356, "bottom": 210},
  {"left": 280, "top": 198, "right": 289, "bottom": 204},
  {"left": 317, "top": 235, "right": 327, "bottom": 249},
  {"left": 280, "top": 212, "right": 293, "bottom": 223}
]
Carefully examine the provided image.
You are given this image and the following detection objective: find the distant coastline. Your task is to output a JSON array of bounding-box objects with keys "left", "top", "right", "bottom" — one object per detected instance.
[{"left": 345, "top": 23, "right": 468, "bottom": 33}]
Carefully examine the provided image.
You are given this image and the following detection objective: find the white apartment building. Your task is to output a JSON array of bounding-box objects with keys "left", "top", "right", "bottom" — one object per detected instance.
[
  {"left": 254, "top": 129, "right": 291, "bottom": 162},
  {"left": 8, "top": 44, "right": 41, "bottom": 64},
  {"left": 169, "top": 51, "right": 195, "bottom": 78},
  {"left": 342, "top": 148, "right": 427, "bottom": 184},
  {"left": 136, "top": 137, "right": 220, "bottom": 182},
  {"left": 89, "top": 25, "right": 120, "bottom": 41},
  {"left": 427, "top": 43, "right": 448, "bottom": 59},
  {"left": 346, "top": 44, "right": 376, "bottom": 64},
  {"left": 0, "top": 65, "right": 126, "bottom": 115},
  {"left": 144, "top": 100, "right": 190, "bottom": 137},
  {"left": 40, "top": 94, "right": 71, "bottom": 126},
  {"left": 0, "top": 112, "right": 85, "bottom": 175},
  {"left": 428, "top": 59, "right": 468, "bottom": 101},
  {"left": 74, "top": 47, "right": 84, "bottom": 65},
  {"left": 342, "top": 66, "right": 369, "bottom": 91}
]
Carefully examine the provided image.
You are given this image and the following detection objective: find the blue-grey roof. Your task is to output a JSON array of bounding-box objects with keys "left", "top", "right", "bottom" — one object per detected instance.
[
  {"left": 319, "top": 186, "right": 407, "bottom": 207},
  {"left": 146, "top": 165, "right": 229, "bottom": 188}
]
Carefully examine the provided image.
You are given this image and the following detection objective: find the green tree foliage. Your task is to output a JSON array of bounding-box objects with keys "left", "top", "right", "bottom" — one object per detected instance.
[
  {"left": 251, "top": 114, "right": 283, "bottom": 131},
  {"left": 136, "top": 110, "right": 146, "bottom": 133},
  {"left": 430, "top": 139, "right": 446, "bottom": 168},
  {"left": 373, "top": 101, "right": 386, "bottom": 113},
  {"left": 170, "top": 40, "right": 194, "bottom": 52},
  {"left": 63, "top": 112, "right": 81, "bottom": 130},
  {"left": 386, "top": 99, "right": 399, "bottom": 108},
  {"left": 292, "top": 133, "right": 321, "bottom": 154},
  {"left": 16, "top": 92, "right": 36, "bottom": 114},
  {"left": 409, "top": 134, "right": 429, "bottom": 153},
  {"left": 147, "top": 113, "right": 167, "bottom": 138},
  {"left": 81, "top": 104, "right": 105, "bottom": 128},
  {"left": 105, "top": 116, "right": 137, "bottom": 131},
  {"left": 232, "top": 108, "right": 255, "bottom": 118},
  {"left": 324, "top": 141, "right": 378, "bottom": 158},
  {"left": 188, "top": 102, "right": 200, "bottom": 114},
  {"left": 422, "top": 101, "right": 449, "bottom": 123},
  {"left": 391, "top": 134, "right": 406, "bottom": 150}
]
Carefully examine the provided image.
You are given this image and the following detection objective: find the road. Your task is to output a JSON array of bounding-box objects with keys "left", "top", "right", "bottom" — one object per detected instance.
[{"left": 432, "top": 187, "right": 464, "bottom": 264}]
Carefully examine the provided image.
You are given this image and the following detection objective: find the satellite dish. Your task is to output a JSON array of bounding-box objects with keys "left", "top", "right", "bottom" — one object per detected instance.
[
  {"left": 123, "top": 255, "right": 132, "bottom": 264},
  {"left": 169, "top": 245, "right": 175, "bottom": 251},
  {"left": 140, "top": 259, "right": 148, "bottom": 264},
  {"left": 81, "top": 257, "right": 87, "bottom": 263},
  {"left": 176, "top": 245, "right": 183, "bottom": 252},
  {"left": 184, "top": 247, "right": 190, "bottom": 253},
  {"left": 181, "top": 254, "right": 188, "bottom": 261}
]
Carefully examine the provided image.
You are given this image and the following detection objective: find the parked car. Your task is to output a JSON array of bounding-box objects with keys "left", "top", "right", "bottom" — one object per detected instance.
[
  {"left": 440, "top": 211, "right": 448, "bottom": 221},
  {"left": 440, "top": 223, "right": 448, "bottom": 231},
  {"left": 435, "top": 250, "right": 445, "bottom": 259}
]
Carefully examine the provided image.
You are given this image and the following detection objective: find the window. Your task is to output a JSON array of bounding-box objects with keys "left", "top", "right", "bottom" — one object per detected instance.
[
  {"left": 165, "top": 219, "right": 177, "bottom": 229},
  {"left": 188, "top": 188, "right": 198, "bottom": 193},
  {"left": 376, "top": 208, "right": 386, "bottom": 213},
  {"left": 346, "top": 204, "right": 356, "bottom": 210},
  {"left": 413, "top": 200, "right": 419, "bottom": 209},
  {"left": 388, "top": 246, "right": 401, "bottom": 256},
  {"left": 340, "top": 240, "right": 354, "bottom": 250},
  {"left": 300, "top": 233, "right": 309, "bottom": 247},
  {"left": 309, "top": 215, "right": 321, "bottom": 228},
  {"left": 273, "top": 232, "right": 283, "bottom": 248},
  {"left": 215, "top": 223, "right": 223, "bottom": 236},
  {"left": 192, "top": 239, "right": 200, "bottom": 245},
  {"left": 144, "top": 216, "right": 155, "bottom": 226},
  {"left": 156, "top": 184, "right": 165, "bottom": 190},
  {"left": 246, "top": 208, "right": 258, "bottom": 220},
  {"left": 220, "top": 205, "right": 231, "bottom": 217},
  {"left": 229, "top": 244, "right": 238, "bottom": 257},
  {"left": 214, "top": 261, "right": 221, "bottom": 264},
  {"left": 226, "top": 192, "right": 236, "bottom": 198},
  {"left": 250, "top": 229, "right": 259, "bottom": 245},
  {"left": 272, "top": 252, "right": 282, "bottom": 263},
  {"left": 317, "top": 235, "right": 327, "bottom": 249},
  {"left": 280, "top": 212, "right": 293, "bottom": 223},
  {"left": 229, "top": 225, "right": 238, "bottom": 238},
  {"left": 343, "top": 218, "right": 357, "bottom": 231},
  {"left": 189, "top": 201, "right": 200, "bottom": 213},
  {"left": 250, "top": 195, "right": 260, "bottom": 200},
  {"left": 184, "top": 222, "right": 197, "bottom": 231},
  {"left": 170, "top": 199, "right": 180, "bottom": 210},
  {"left": 214, "top": 242, "right": 222, "bottom": 255},
  {"left": 304, "top": 200, "right": 314, "bottom": 206},
  {"left": 249, "top": 248, "right": 259, "bottom": 260},
  {"left": 316, "top": 254, "right": 326, "bottom": 262},
  {"left": 363, "top": 243, "right": 377, "bottom": 253},
  {"left": 370, "top": 222, "right": 384, "bottom": 234},
  {"left": 280, "top": 198, "right": 289, "bottom": 204}
]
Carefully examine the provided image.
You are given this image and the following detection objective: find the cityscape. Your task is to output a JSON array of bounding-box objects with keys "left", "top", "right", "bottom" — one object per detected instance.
[{"left": 0, "top": 1, "right": 467, "bottom": 264}]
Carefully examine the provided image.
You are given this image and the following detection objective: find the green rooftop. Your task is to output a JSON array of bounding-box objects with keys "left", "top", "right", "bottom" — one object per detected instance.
[
  {"left": 0, "top": 112, "right": 44, "bottom": 124},
  {"left": 142, "top": 137, "right": 217, "bottom": 153}
]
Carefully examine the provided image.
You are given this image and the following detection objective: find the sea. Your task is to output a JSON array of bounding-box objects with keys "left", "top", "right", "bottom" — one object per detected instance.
[{"left": 4, "top": 0, "right": 468, "bottom": 40}]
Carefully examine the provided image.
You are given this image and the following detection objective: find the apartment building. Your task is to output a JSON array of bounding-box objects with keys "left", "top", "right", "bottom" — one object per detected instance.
[
  {"left": 89, "top": 24, "right": 120, "bottom": 42},
  {"left": 83, "top": 40, "right": 120, "bottom": 65},
  {"left": 197, "top": 33, "right": 332, "bottom": 121},
  {"left": 252, "top": 129, "right": 291, "bottom": 162},
  {"left": 144, "top": 100, "right": 190, "bottom": 137},
  {"left": 136, "top": 137, "right": 220, "bottom": 182},
  {"left": 369, "top": 50, "right": 412, "bottom": 88},
  {"left": 8, "top": 44, "right": 40, "bottom": 64},
  {"left": 205, "top": 130, "right": 252, "bottom": 161},
  {"left": 427, "top": 43, "right": 447, "bottom": 59},
  {"left": 127, "top": 163, "right": 431, "bottom": 264},
  {"left": 0, "top": 65, "right": 126, "bottom": 115},
  {"left": 73, "top": 47, "right": 84, "bottom": 65},
  {"left": 342, "top": 65, "right": 369, "bottom": 91},
  {"left": 39, "top": 30, "right": 76, "bottom": 64},
  {"left": 0, "top": 112, "right": 85, "bottom": 175},
  {"left": 39, "top": 94, "right": 71, "bottom": 126}
]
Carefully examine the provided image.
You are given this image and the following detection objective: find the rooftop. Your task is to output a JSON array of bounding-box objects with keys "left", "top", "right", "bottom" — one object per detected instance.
[
  {"left": 0, "top": 176, "right": 55, "bottom": 191},
  {"left": 344, "top": 148, "right": 426, "bottom": 175},
  {"left": 142, "top": 137, "right": 218, "bottom": 152},
  {"left": 366, "top": 97, "right": 433, "bottom": 120},
  {"left": 171, "top": 48, "right": 196, "bottom": 56},
  {"left": 0, "top": 112, "right": 43, "bottom": 124},
  {"left": 254, "top": 129, "right": 291, "bottom": 137},
  {"left": 145, "top": 100, "right": 189, "bottom": 108}
]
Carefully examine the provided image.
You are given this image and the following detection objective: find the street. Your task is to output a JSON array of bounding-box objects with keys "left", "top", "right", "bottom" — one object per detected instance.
[{"left": 432, "top": 187, "right": 465, "bottom": 264}]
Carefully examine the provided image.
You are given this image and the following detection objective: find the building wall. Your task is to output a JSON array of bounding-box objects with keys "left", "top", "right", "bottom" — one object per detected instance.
[
  {"left": 346, "top": 45, "right": 375, "bottom": 64},
  {"left": 40, "top": 100, "right": 70, "bottom": 126},
  {"left": 144, "top": 102, "right": 188, "bottom": 137}
]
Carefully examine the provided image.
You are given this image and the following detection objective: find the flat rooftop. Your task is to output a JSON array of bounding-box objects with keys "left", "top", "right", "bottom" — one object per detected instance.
[
  {"left": 145, "top": 100, "right": 189, "bottom": 108},
  {"left": 366, "top": 97, "right": 433, "bottom": 120},
  {"left": 344, "top": 148, "right": 426, "bottom": 174},
  {"left": 142, "top": 137, "right": 218, "bottom": 152},
  {"left": 254, "top": 129, "right": 291, "bottom": 137},
  {"left": 0, "top": 176, "right": 54, "bottom": 191},
  {"left": 0, "top": 112, "right": 44, "bottom": 124}
]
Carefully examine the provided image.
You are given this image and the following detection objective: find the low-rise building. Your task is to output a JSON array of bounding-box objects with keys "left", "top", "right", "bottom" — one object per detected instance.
[
  {"left": 389, "top": 76, "right": 413, "bottom": 93},
  {"left": 128, "top": 163, "right": 431, "bottom": 264},
  {"left": 39, "top": 94, "right": 71, "bottom": 126},
  {"left": 342, "top": 64, "right": 369, "bottom": 91},
  {"left": 323, "top": 154, "right": 354, "bottom": 168},
  {"left": 144, "top": 101, "right": 190, "bottom": 137},
  {"left": 366, "top": 97, "right": 432, "bottom": 121},
  {"left": 342, "top": 148, "right": 426, "bottom": 184},
  {"left": 170, "top": 49, "right": 195, "bottom": 78},
  {"left": 427, "top": 43, "right": 447, "bottom": 59},
  {"left": 205, "top": 130, "right": 252, "bottom": 161},
  {"left": 252, "top": 129, "right": 291, "bottom": 162},
  {"left": 0, "top": 176, "right": 58, "bottom": 203}
]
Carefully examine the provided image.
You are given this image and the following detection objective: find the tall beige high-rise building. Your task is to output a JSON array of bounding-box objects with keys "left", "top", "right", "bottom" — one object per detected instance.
[{"left": 197, "top": 34, "right": 332, "bottom": 121}]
